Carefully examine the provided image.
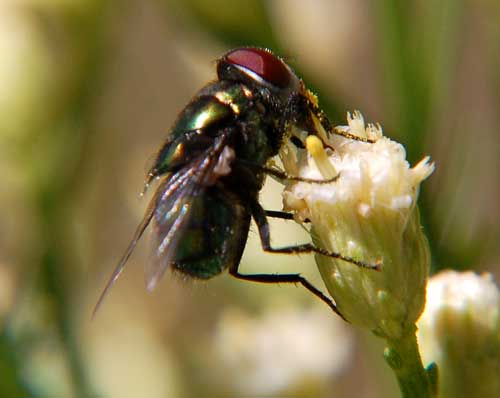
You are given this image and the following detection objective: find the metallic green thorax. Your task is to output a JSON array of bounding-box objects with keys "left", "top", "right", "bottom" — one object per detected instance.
[{"left": 152, "top": 80, "right": 279, "bottom": 179}]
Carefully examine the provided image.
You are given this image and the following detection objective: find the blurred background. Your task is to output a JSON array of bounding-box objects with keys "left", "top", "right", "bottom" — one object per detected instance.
[{"left": 1, "top": 0, "right": 499, "bottom": 397}]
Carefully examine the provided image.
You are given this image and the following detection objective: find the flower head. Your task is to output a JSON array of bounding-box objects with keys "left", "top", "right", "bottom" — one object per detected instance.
[
  {"left": 280, "top": 111, "right": 434, "bottom": 339},
  {"left": 417, "top": 270, "right": 500, "bottom": 398}
]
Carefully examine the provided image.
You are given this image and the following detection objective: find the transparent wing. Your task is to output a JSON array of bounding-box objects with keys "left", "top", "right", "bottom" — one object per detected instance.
[
  {"left": 92, "top": 183, "right": 164, "bottom": 318},
  {"left": 93, "top": 133, "right": 232, "bottom": 316},
  {"left": 145, "top": 134, "right": 233, "bottom": 291},
  {"left": 144, "top": 166, "right": 201, "bottom": 290}
]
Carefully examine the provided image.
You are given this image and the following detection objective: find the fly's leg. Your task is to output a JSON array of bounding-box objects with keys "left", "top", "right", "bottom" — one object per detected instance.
[
  {"left": 262, "top": 165, "right": 340, "bottom": 184},
  {"left": 237, "top": 159, "right": 340, "bottom": 184},
  {"left": 229, "top": 266, "right": 345, "bottom": 319},
  {"left": 264, "top": 210, "right": 311, "bottom": 224},
  {"left": 229, "top": 201, "right": 380, "bottom": 319},
  {"left": 229, "top": 201, "right": 344, "bottom": 317},
  {"left": 304, "top": 97, "right": 376, "bottom": 143},
  {"left": 252, "top": 200, "right": 381, "bottom": 271},
  {"left": 264, "top": 210, "right": 294, "bottom": 220},
  {"left": 282, "top": 91, "right": 377, "bottom": 144}
]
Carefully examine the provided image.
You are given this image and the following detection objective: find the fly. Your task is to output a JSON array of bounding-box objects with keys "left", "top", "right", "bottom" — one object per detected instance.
[{"left": 94, "top": 47, "right": 379, "bottom": 318}]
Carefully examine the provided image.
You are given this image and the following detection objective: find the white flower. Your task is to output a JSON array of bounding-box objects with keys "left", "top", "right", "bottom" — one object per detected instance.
[
  {"left": 280, "top": 111, "right": 434, "bottom": 339},
  {"left": 417, "top": 270, "right": 500, "bottom": 398}
]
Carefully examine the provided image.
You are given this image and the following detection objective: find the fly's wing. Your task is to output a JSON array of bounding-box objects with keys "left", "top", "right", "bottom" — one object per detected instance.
[
  {"left": 92, "top": 183, "right": 164, "bottom": 317},
  {"left": 145, "top": 134, "right": 234, "bottom": 291},
  {"left": 93, "top": 133, "right": 233, "bottom": 316},
  {"left": 144, "top": 165, "right": 200, "bottom": 290}
]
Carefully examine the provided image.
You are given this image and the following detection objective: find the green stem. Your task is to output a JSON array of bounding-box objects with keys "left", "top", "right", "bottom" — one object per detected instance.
[{"left": 383, "top": 327, "right": 437, "bottom": 398}]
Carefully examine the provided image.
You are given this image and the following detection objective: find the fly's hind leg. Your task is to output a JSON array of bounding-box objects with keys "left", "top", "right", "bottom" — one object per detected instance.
[
  {"left": 229, "top": 266, "right": 345, "bottom": 319},
  {"left": 229, "top": 202, "right": 344, "bottom": 318}
]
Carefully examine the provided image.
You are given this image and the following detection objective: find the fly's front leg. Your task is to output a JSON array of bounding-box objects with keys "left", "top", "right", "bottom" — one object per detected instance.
[
  {"left": 237, "top": 159, "right": 340, "bottom": 184},
  {"left": 303, "top": 96, "right": 376, "bottom": 143}
]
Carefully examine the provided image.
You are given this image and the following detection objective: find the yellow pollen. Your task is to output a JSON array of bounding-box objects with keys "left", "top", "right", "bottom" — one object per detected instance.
[{"left": 306, "top": 135, "right": 337, "bottom": 179}]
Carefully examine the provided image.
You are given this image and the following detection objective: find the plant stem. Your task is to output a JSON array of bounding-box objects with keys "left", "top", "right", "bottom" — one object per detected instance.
[{"left": 383, "top": 326, "right": 437, "bottom": 398}]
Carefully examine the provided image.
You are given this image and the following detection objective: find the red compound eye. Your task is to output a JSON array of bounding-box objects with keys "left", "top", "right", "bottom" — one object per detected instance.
[{"left": 225, "top": 48, "right": 292, "bottom": 88}]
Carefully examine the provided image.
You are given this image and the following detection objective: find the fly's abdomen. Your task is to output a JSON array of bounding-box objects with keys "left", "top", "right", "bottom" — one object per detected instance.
[{"left": 171, "top": 189, "right": 250, "bottom": 279}]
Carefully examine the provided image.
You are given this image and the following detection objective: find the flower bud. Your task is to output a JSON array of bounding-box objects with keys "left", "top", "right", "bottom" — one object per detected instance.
[
  {"left": 417, "top": 270, "right": 500, "bottom": 398},
  {"left": 280, "top": 111, "right": 434, "bottom": 339}
]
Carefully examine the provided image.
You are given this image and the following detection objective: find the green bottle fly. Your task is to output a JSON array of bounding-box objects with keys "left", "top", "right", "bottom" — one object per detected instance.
[{"left": 94, "top": 48, "right": 378, "bottom": 318}]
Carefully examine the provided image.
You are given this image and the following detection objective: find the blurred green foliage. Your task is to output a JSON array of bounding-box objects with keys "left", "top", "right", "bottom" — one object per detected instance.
[
  {"left": 165, "top": 0, "right": 278, "bottom": 48},
  {"left": 0, "top": 0, "right": 498, "bottom": 397}
]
